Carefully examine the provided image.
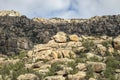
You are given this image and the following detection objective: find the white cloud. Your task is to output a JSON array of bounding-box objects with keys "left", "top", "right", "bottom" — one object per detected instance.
[{"left": 0, "top": 0, "right": 120, "bottom": 18}]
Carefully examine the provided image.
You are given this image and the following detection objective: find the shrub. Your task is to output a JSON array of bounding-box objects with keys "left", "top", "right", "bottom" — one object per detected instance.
[
  {"left": 8, "top": 50, "right": 26, "bottom": 59},
  {"left": 88, "top": 56, "right": 100, "bottom": 62},
  {"left": 0, "top": 61, "right": 42, "bottom": 80},
  {"left": 103, "top": 56, "right": 120, "bottom": 80},
  {"left": 82, "top": 40, "right": 95, "bottom": 52},
  {"left": 75, "top": 57, "right": 86, "bottom": 63},
  {"left": 74, "top": 51, "right": 86, "bottom": 58},
  {"left": 85, "top": 65, "right": 94, "bottom": 79},
  {"left": 46, "top": 62, "right": 63, "bottom": 76},
  {"left": 101, "top": 40, "right": 112, "bottom": 48},
  {"left": 67, "top": 61, "right": 78, "bottom": 74}
]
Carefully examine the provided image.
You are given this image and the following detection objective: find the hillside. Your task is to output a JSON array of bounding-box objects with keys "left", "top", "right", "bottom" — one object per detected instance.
[{"left": 0, "top": 10, "right": 120, "bottom": 80}]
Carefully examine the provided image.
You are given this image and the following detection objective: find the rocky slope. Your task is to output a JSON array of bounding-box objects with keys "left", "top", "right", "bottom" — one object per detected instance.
[
  {"left": 0, "top": 32, "right": 120, "bottom": 80},
  {"left": 0, "top": 11, "right": 120, "bottom": 55},
  {"left": 0, "top": 10, "right": 120, "bottom": 80}
]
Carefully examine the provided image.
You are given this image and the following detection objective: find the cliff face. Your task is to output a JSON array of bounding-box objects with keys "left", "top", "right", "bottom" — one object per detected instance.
[
  {"left": 0, "top": 11, "right": 120, "bottom": 55},
  {"left": 0, "top": 11, "right": 120, "bottom": 80}
]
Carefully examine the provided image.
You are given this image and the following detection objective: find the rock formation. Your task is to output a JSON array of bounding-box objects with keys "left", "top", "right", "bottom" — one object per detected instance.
[
  {"left": 0, "top": 11, "right": 120, "bottom": 55},
  {"left": 0, "top": 10, "right": 21, "bottom": 16},
  {"left": 0, "top": 32, "right": 120, "bottom": 80}
]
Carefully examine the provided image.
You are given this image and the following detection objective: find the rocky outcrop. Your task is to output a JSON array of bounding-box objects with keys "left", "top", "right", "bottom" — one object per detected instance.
[
  {"left": 52, "top": 32, "right": 67, "bottom": 43},
  {"left": 0, "top": 10, "right": 120, "bottom": 55},
  {"left": 0, "top": 10, "right": 21, "bottom": 16},
  {"left": 0, "top": 32, "right": 120, "bottom": 80}
]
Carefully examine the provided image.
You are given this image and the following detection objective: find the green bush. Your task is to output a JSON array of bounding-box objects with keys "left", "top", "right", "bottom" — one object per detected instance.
[
  {"left": 88, "top": 56, "right": 100, "bottom": 62},
  {"left": 86, "top": 65, "right": 94, "bottom": 79},
  {"left": 8, "top": 50, "right": 27, "bottom": 59},
  {"left": 46, "top": 62, "right": 63, "bottom": 76},
  {"left": 103, "top": 56, "right": 120, "bottom": 80},
  {"left": 101, "top": 40, "right": 112, "bottom": 48},
  {"left": 74, "top": 51, "right": 86, "bottom": 58},
  {"left": 75, "top": 57, "right": 86, "bottom": 63},
  {"left": 0, "top": 61, "right": 42, "bottom": 80},
  {"left": 67, "top": 61, "right": 78, "bottom": 74},
  {"left": 82, "top": 40, "right": 95, "bottom": 52}
]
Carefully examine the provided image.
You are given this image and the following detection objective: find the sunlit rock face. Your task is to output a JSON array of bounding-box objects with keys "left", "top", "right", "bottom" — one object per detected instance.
[{"left": 0, "top": 10, "right": 21, "bottom": 17}]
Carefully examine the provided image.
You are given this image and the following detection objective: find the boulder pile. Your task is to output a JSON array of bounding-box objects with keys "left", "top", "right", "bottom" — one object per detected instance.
[{"left": 0, "top": 32, "right": 120, "bottom": 80}]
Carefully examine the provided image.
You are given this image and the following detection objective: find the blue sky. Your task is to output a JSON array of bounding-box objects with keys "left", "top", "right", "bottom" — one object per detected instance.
[{"left": 0, "top": 0, "right": 120, "bottom": 19}]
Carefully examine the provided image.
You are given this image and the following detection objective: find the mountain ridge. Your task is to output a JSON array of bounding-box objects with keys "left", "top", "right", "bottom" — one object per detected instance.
[
  {"left": 0, "top": 10, "right": 120, "bottom": 55},
  {"left": 0, "top": 10, "right": 120, "bottom": 80}
]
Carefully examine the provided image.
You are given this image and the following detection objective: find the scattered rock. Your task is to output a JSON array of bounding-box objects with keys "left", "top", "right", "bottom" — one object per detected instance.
[
  {"left": 76, "top": 63, "right": 86, "bottom": 71},
  {"left": 115, "top": 73, "right": 120, "bottom": 80},
  {"left": 69, "top": 34, "right": 79, "bottom": 42},
  {"left": 44, "top": 75, "right": 65, "bottom": 80},
  {"left": 113, "top": 35, "right": 120, "bottom": 49},
  {"left": 56, "top": 67, "right": 73, "bottom": 75},
  {"left": 17, "top": 73, "right": 39, "bottom": 80},
  {"left": 108, "top": 46, "right": 114, "bottom": 53},
  {"left": 52, "top": 32, "right": 67, "bottom": 43},
  {"left": 97, "top": 44, "right": 107, "bottom": 56},
  {"left": 87, "top": 62, "right": 106, "bottom": 72},
  {"left": 68, "top": 71, "right": 86, "bottom": 80},
  {"left": 89, "top": 78, "right": 96, "bottom": 80},
  {"left": 49, "top": 58, "right": 75, "bottom": 64},
  {"left": 115, "top": 69, "right": 120, "bottom": 73}
]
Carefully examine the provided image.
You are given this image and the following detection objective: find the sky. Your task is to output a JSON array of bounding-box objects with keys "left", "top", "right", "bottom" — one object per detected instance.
[{"left": 0, "top": 0, "right": 120, "bottom": 19}]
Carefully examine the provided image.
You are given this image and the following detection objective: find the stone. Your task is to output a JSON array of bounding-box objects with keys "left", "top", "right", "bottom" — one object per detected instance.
[
  {"left": 93, "top": 39, "right": 104, "bottom": 44},
  {"left": 73, "top": 47, "right": 86, "bottom": 53},
  {"left": 67, "top": 41, "right": 82, "bottom": 47},
  {"left": 87, "top": 62, "right": 106, "bottom": 72},
  {"left": 115, "top": 73, "right": 120, "bottom": 80},
  {"left": 86, "top": 53, "right": 95, "bottom": 59},
  {"left": 97, "top": 44, "right": 107, "bottom": 56},
  {"left": 44, "top": 75, "right": 65, "bottom": 80},
  {"left": 81, "top": 35, "right": 88, "bottom": 40},
  {"left": 100, "top": 35, "right": 108, "bottom": 40},
  {"left": 40, "top": 64, "right": 51, "bottom": 69},
  {"left": 0, "top": 75, "right": 3, "bottom": 80},
  {"left": 17, "top": 37, "right": 33, "bottom": 50},
  {"left": 69, "top": 34, "right": 79, "bottom": 42},
  {"left": 56, "top": 67, "right": 73, "bottom": 75},
  {"left": 0, "top": 10, "right": 21, "bottom": 16},
  {"left": 108, "top": 47, "right": 114, "bottom": 53},
  {"left": 89, "top": 78, "right": 96, "bottom": 80},
  {"left": 27, "top": 50, "right": 34, "bottom": 58},
  {"left": 38, "top": 69, "right": 49, "bottom": 75},
  {"left": 51, "top": 49, "right": 76, "bottom": 59},
  {"left": 115, "top": 69, "right": 120, "bottom": 73},
  {"left": 51, "top": 51, "right": 58, "bottom": 59},
  {"left": 52, "top": 32, "right": 67, "bottom": 43},
  {"left": 49, "top": 58, "right": 75, "bottom": 64},
  {"left": 25, "top": 64, "right": 33, "bottom": 69},
  {"left": 32, "top": 61, "right": 43, "bottom": 68},
  {"left": 61, "top": 49, "right": 76, "bottom": 58},
  {"left": 36, "top": 49, "right": 52, "bottom": 60},
  {"left": 76, "top": 63, "right": 86, "bottom": 71},
  {"left": 17, "top": 73, "right": 39, "bottom": 80},
  {"left": 68, "top": 71, "right": 86, "bottom": 80},
  {"left": 33, "top": 44, "right": 51, "bottom": 52},
  {"left": 113, "top": 35, "right": 120, "bottom": 49},
  {"left": 86, "top": 53, "right": 103, "bottom": 61}
]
